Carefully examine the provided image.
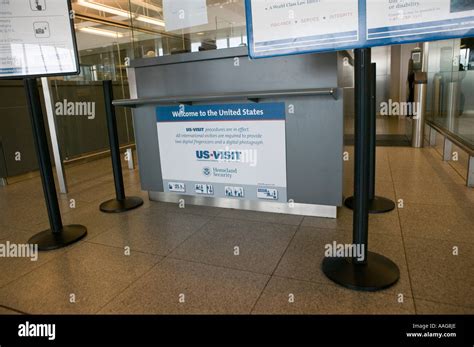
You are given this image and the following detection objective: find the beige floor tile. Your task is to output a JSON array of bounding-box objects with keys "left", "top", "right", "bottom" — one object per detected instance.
[
  {"left": 217, "top": 209, "right": 303, "bottom": 226},
  {"left": 404, "top": 237, "right": 474, "bottom": 308},
  {"left": 252, "top": 277, "right": 415, "bottom": 314},
  {"left": 0, "top": 306, "right": 22, "bottom": 314},
  {"left": 393, "top": 178, "right": 469, "bottom": 207},
  {"left": 274, "top": 226, "right": 411, "bottom": 297},
  {"left": 0, "top": 230, "right": 72, "bottom": 289},
  {"left": 89, "top": 210, "right": 211, "bottom": 256},
  {"left": 145, "top": 200, "right": 224, "bottom": 217},
  {"left": 415, "top": 299, "right": 474, "bottom": 314},
  {"left": 302, "top": 206, "right": 402, "bottom": 237},
  {"left": 169, "top": 217, "right": 297, "bottom": 275},
  {"left": 0, "top": 242, "right": 161, "bottom": 314},
  {"left": 399, "top": 203, "right": 474, "bottom": 244},
  {"left": 99, "top": 258, "right": 269, "bottom": 314}
]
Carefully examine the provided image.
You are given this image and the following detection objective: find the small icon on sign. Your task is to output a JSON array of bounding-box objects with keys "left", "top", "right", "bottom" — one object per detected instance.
[
  {"left": 33, "top": 22, "right": 50, "bottom": 38},
  {"left": 30, "top": 0, "right": 46, "bottom": 11},
  {"left": 195, "top": 184, "right": 214, "bottom": 195},
  {"left": 225, "top": 186, "right": 244, "bottom": 198},
  {"left": 257, "top": 187, "right": 278, "bottom": 200},
  {"left": 202, "top": 167, "right": 211, "bottom": 177},
  {"left": 168, "top": 182, "right": 186, "bottom": 193}
]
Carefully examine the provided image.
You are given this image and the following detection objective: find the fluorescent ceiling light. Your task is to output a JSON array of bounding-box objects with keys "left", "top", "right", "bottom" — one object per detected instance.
[
  {"left": 77, "top": 0, "right": 131, "bottom": 18},
  {"left": 79, "top": 27, "right": 124, "bottom": 38},
  {"left": 135, "top": 15, "right": 165, "bottom": 27},
  {"left": 130, "top": 0, "right": 162, "bottom": 13}
]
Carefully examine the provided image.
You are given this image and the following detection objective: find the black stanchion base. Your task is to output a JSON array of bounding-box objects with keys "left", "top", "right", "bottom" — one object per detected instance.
[
  {"left": 322, "top": 251, "right": 400, "bottom": 292},
  {"left": 100, "top": 197, "right": 144, "bottom": 213},
  {"left": 28, "top": 225, "right": 87, "bottom": 251},
  {"left": 344, "top": 196, "right": 396, "bottom": 214}
]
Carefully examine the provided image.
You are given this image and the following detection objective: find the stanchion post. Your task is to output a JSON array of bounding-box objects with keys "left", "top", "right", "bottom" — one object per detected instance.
[
  {"left": 322, "top": 49, "right": 400, "bottom": 291},
  {"left": 25, "top": 78, "right": 87, "bottom": 251},
  {"left": 344, "top": 61, "right": 395, "bottom": 214},
  {"left": 368, "top": 63, "right": 376, "bottom": 201},
  {"left": 99, "top": 80, "right": 143, "bottom": 213}
]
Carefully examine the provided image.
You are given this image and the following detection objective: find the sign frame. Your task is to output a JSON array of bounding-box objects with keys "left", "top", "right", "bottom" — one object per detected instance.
[
  {"left": 0, "top": 0, "right": 80, "bottom": 80},
  {"left": 245, "top": 0, "right": 474, "bottom": 59}
]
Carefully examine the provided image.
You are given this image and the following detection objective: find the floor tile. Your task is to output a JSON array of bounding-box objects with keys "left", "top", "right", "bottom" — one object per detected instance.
[
  {"left": 415, "top": 299, "right": 474, "bottom": 314},
  {"left": 399, "top": 203, "right": 474, "bottom": 244},
  {"left": 100, "top": 258, "right": 269, "bottom": 314},
  {"left": 252, "top": 277, "right": 415, "bottom": 314},
  {"left": 274, "top": 226, "right": 411, "bottom": 296},
  {"left": 302, "top": 206, "right": 402, "bottom": 237},
  {"left": 89, "top": 210, "right": 211, "bottom": 256},
  {"left": 404, "top": 237, "right": 474, "bottom": 308},
  {"left": 0, "top": 230, "right": 71, "bottom": 289},
  {"left": 217, "top": 209, "right": 303, "bottom": 226},
  {"left": 169, "top": 217, "right": 297, "bottom": 275},
  {"left": 144, "top": 200, "right": 223, "bottom": 217},
  {"left": 0, "top": 306, "right": 22, "bottom": 314},
  {"left": 0, "top": 242, "right": 161, "bottom": 314}
]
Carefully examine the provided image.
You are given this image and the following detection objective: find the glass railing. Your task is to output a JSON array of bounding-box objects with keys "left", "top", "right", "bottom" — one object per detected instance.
[{"left": 426, "top": 39, "right": 474, "bottom": 148}]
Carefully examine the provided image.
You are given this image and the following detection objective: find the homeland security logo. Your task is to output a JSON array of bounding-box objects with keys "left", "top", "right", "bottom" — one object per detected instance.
[{"left": 202, "top": 167, "right": 211, "bottom": 177}]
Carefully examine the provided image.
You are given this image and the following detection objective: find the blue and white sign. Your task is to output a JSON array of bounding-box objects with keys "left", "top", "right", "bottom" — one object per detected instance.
[
  {"left": 156, "top": 103, "right": 287, "bottom": 202},
  {"left": 246, "top": 0, "right": 474, "bottom": 58}
]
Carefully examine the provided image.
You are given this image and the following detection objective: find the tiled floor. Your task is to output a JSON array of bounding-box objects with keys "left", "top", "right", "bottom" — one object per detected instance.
[{"left": 0, "top": 146, "right": 472, "bottom": 314}]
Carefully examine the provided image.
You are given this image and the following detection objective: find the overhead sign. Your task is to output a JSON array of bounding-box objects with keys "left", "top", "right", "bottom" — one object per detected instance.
[
  {"left": 0, "top": 0, "right": 79, "bottom": 79},
  {"left": 245, "top": 0, "right": 474, "bottom": 58},
  {"left": 156, "top": 103, "right": 287, "bottom": 202}
]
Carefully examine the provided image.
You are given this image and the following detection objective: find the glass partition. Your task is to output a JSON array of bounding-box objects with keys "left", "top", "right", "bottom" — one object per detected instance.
[{"left": 427, "top": 39, "right": 474, "bottom": 147}]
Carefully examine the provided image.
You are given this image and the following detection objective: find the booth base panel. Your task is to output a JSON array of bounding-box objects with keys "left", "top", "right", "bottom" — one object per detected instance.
[{"left": 148, "top": 191, "right": 337, "bottom": 218}]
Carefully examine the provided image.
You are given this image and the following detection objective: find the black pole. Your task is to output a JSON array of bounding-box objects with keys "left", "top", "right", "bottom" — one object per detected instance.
[
  {"left": 322, "top": 48, "right": 399, "bottom": 291},
  {"left": 344, "top": 62, "right": 395, "bottom": 214},
  {"left": 25, "top": 78, "right": 63, "bottom": 233},
  {"left": 25, "top": 78, "right": 87, "bottom": 251},
  {"left": 368, "top": 63, "right": 376, "bottom": 201},
  {"left": 99, "top": 80, "right": 143, "bottom": 213},
  {"left": 104, "top": 80, "right": 126, "bottom": 201},
  {"left": 352, "top": 48, "right": 371, "bottom": 264}
]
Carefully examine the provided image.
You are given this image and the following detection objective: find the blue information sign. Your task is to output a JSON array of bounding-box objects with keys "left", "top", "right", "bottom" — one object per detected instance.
[{"left": 245, "top": 0, "right": 474, "bottom": 58}]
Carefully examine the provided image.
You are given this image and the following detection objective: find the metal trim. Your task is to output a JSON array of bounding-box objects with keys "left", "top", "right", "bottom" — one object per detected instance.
[
  {"left": 41, "top": 77, "right": 68, "bottom": 194},
  {"left": 113, "top": 88, "right": 338, "bottom": 108},
  {"left": 148, "top": 191, "right": 338, "bottom": 218}
]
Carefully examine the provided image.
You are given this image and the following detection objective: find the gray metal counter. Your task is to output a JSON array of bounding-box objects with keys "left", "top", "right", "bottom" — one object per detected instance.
[{"left": 124, "top": 47, "right": 344, "bottom": 217}]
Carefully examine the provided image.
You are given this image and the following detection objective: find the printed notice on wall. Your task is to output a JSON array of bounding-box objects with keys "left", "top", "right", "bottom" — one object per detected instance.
[
  {"left": 163, "top": 0, "right": 208, "bottom": 32},
  {"left": 156, "top": 103, "right": 287, "bottom": 202},
  {"left": 366, "top": 0, "right": 474, "bottom": 45},
  {"left": 247, "top": 0, "right": 360, "bottom": 58},
  {"left": 0, "top": 0, "right": 78, "bottom": 78}
]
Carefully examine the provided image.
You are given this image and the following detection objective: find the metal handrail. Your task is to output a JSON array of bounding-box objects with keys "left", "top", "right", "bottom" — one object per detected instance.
[
  {"left": 426, "top": 119, "right": 474, "bottom": 155},
  {"left": 112, "top": 88, "right": 338, "bottom": 108}
]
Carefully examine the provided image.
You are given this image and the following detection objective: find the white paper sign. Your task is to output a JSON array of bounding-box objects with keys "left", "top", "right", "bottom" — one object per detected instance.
[
  {"left": 163, "top": 0, "right": 208, "bottom": 32},
  {"left": 0, "top": 0, "right": 78, "bottom": 78}
]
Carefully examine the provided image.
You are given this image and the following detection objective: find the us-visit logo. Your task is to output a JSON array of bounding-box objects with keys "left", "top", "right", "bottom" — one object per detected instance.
[{"left": 196, "top": 146, "right": 258, "bottom": 167}]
